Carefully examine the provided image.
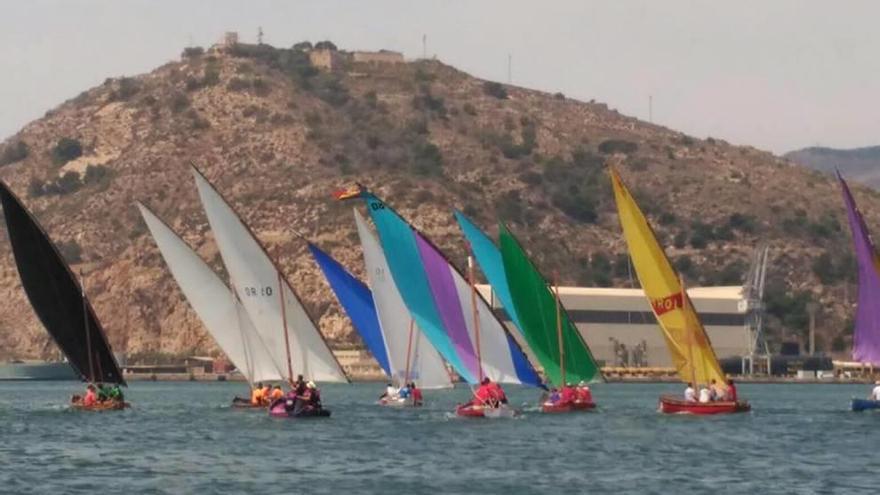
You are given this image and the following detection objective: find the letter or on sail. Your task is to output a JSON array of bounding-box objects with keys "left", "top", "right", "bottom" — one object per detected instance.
[
  {"left": 838, "top": 173, "right": 880, "bottom": 364},
  {"left": 360, "top": 191, "right": 542, "bottom": 387},
  {"left": 137, "top": 202, "right": 283, "bottom": 385},
  {"left": 610, "top": 168, "right": 725, "bottom": 387},
  {"left": 353, "top": 209, "right": 452, "bottom": 389},
  {"left": 0, "top": 182, "right": 124, "bottom": 385},
  {"left": 192, "top": 166, "right": 347, "bottom": 383}
]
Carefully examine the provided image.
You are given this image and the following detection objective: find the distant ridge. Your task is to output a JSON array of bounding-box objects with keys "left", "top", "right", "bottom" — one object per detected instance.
[{"left": 785, "top": 146, "right": 880, "bottom": 188}]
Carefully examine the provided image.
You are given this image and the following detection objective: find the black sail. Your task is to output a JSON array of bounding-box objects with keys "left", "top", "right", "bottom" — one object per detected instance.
[{"left": 0, "top": 182, "right": 125, "bottom": 385}]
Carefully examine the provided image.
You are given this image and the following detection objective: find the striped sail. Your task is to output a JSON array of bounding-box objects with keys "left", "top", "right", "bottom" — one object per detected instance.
[
  {"left": 192, "top": 167, "right": 347, "bottom": 383},
  {"left": 838, "top": 173, "right": 880, "bottom": 364},
  {"left": 137, "top": 203, "right": 283, "bottom": 385},
  {"left": 611, "top": 168, "right": 725, "bottom": 387},
  {"left": 354, "top": 210, "right": 452, "bottom": 389},
  {"left": 308, "top": 242, "right": 391, "bottom": 376},
  {"left": 362, "top": 192, "right": 542, "bottom": 387}
]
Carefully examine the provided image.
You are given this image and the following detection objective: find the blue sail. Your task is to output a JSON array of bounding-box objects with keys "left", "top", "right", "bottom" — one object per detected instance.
[
  {"left": 308, "top": 243, "right": 391, "bottom": 376},
  {"left": 362, "top": 193, "right": 477, "bottom": 383},
  {"left": 453, "top": 210, "right": 525, "bottom": 334}
]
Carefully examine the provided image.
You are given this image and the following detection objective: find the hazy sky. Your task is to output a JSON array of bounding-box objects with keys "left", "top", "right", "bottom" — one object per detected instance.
[{"left": 2, "top": 0, "right": 878, "bottom": 154}]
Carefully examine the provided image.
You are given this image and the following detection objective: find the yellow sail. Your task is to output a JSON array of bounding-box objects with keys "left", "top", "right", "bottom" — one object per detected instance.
[{"left": 610, "top": 168, "right": 726, "bottom": 388}]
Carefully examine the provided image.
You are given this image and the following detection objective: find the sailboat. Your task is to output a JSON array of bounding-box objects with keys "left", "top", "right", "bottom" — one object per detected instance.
[
  {"left": 336, "top": 186, "right": 544, "bottom": 418},
  {"left": 610, "top": 168, "right": 750, "bottom": 414},
  {"left": 137, "top": 202, "right": 284, "bottom": 408},
  {"left": 191, "top": 166, "right": 348, "bottom": 418},
  {"left": 309, "top": 210, "right": 452, "bottom": 407},
  {"left": 455, "top": 214, "right": 603, "bottom": 413},
  {"left": 836, "top": 173, "right": 880, "bottom": 412},
  {"left": 0, "top": 182, "right": 127, "bottom": 410}
]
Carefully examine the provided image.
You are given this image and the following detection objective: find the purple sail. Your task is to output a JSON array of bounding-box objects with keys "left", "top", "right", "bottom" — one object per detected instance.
[
  {"left": 414, "top": 233, "right": 482, "bottom": 380},
  {"left": 839, "top": 173, "right": 880, "bottom": 364}
]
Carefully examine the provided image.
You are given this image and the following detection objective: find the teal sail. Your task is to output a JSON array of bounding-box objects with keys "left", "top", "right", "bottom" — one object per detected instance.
[{"left": 453, "top": 210, "right": 524, "bottom": 333}]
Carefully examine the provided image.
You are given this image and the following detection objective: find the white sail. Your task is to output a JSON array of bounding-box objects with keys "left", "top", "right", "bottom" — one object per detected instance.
[
  {"left": 137, "top": 203, "right": 283, "bottom": 385},
  {"left": 192, "top": 167, "right": 347, "bottom": 383},
  {"left": 354, "top": 209, "right": 452, "bottom": 389}
]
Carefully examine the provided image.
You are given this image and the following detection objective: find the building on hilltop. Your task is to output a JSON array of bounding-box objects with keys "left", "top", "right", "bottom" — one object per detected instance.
[
  {"left": 309, "top": 48, "right": 344, "bottom": 71},
  {"left": 352, "top": 50, "right": 404, "bottom": 64}
]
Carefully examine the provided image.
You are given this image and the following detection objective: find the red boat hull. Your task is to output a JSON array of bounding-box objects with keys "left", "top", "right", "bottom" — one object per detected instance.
[
  {"left": 541, "top": 400, "right": 597, "bottom": 413},
  {"left": 455, "top": 403, "right": 517, "bottom": 418},
  {"left": 658, "top": 395, "right": 750, "bottom": 415}
]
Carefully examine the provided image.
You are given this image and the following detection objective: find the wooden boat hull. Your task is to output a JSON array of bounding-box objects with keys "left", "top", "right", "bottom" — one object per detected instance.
[
  {"left": 268, "top": 398, "right": 331, "bottom": 418},
  {"left": 659, "top": 395, "right": 750, "bottom": 415},
  {"left": 851, "top": 398, "right": 880, "bottom": 412},
  {"left": 70, "top": 396, "right": 128, "bottom": 411},
  {"left": 378, "top": 397, "right": 422, "bottom": 407},
  {"left": 541, "top": 400, "right": 596, "bottom": 414},
  {"left": 455, "top": 403, "right": 517, "bottom": 418}
]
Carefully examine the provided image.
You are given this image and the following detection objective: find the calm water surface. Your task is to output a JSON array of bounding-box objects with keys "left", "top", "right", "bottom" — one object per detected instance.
[{"left": 0, "top": 381, "right": 877, "bottom": 494}]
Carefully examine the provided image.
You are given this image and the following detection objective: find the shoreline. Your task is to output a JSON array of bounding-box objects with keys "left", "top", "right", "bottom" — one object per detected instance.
[{"left": 108, "top": 373, "right": 880, "bottom": 385}]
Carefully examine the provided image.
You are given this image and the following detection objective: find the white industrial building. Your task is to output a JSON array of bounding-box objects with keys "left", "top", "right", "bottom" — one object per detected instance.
[{"left": 477, "top": 284, "right": 750, "bottom": 368}]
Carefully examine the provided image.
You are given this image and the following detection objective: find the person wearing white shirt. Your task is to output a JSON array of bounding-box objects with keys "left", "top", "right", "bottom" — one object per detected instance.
[
  {"left": 698, "top": 387, "right": 711, "bottom": 403},
  {"left": 684, "top": 383, "right": 696, "bottom": 402},
  {"left": 871, "top": 381, "right": 880, "bottom": 401}
]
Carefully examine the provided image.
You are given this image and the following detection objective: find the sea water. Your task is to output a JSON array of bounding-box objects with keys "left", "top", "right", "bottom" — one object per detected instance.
[{"left": 0, "top": 381, "right": 876, "bottom": 494}]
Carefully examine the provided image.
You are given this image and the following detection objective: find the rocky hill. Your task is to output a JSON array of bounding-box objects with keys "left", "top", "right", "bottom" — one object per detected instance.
[
  {"left": 785, "top": 146, "right": 880, "bottom": 189},
  {"left": 0, "top": 41, "right": 876, "bottom": 361}
]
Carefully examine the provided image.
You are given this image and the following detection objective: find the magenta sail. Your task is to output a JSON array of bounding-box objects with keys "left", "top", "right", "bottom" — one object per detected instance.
[
  {"left": 839, "top": 173, "right": 880, "bottom": 364},
  {"left": 414, "top": 233, "right": 482, "bottom": 380}
]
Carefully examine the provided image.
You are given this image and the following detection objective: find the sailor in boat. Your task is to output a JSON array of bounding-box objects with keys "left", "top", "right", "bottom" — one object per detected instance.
[
  {"left": 97, "top": 383, "right": 111, "bottom": 402},
  {"left": 398, "top": 383, "right": 412, "bottom": 401},
  {"left": 724, "top": 379, "right": 738, "bottom": 402},
  {"left": 270, "top": 385, "right": 284, "bottom": 402},
  {"left": 546, "top": 387, "right": 561, "bottom": 405},
  {"left": 307, "top": 382, "right": 322, "bottom": 409},
  {"left": 410, "top": 382, "right": 423, "bottom": 406},
  {"left": 698, "top": 386, "right": 712, "bottom": 403},
  {"left": 560, "top": 383, "right": 577, "bottom": 406},
  {"left": 684, "top": 383, "right": 697, "bottom": 402},
  {"left": 82, "top": 384, "right": 98, "bottom": 407},
  {"left": 250, "top": 382, "right": 265, "bottom": 406},
  {"left": 488, "top": 380, "right": 508, "bottom": 405},
  {"left": 870, "top": 380, "right": 880, "bottom": 401},
  {"left": 108, "top": 384, "right": 124, "bottom": 403},
  {"left": 708, "top": 379, "right": 720, "bottom": 401},
  {"left": 379, "top": 383, "right": 399, "bottom": 402},
  {"left": 473, "top": 377, "right": 499, "bottom": 408},
  {"left": 576, "top": 381, "right": 593, "bottom": 404}
]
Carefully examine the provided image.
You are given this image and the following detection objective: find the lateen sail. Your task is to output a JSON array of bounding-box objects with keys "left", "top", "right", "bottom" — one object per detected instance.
[
  {"left": 838, "top": 173, "right": 880, "bottom": 364},
  {"left": 610, "top": 168, "right": 725, "bottom": 387},
  {"left": 0, "top": 182, "right": 124, "bottom": 384},
  {"left": 498, "top": 223, "right": 603, "bottom": 386},
  {"left": 192, "top": 167, "right": 347, "bottom": 382},
  {"left": 308, "top": 242, "right": 392, "bottom": 376},
  {"left": 354, "top": 210, "right": 452, "bottom": 389},
  {"left": 137, "top": 202, "right": 283, "bottom": 385},
  {"left": 362, "top": 192, "right": 542, "bottom": 387},
  {"left": 453, "top": 210, "right": 525, "bottom": 334}
]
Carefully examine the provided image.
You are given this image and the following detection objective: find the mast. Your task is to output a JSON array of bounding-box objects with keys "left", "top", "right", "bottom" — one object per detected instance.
[
  {"left": 277, "top": 271, "right": 294, "bottom": 384},
  {"left": 554, "top": 272, "right": 565, "bottom": 387},
  {"left": 80, "top": 269, "right": 96, "bottom": 383},
  {"left": 681, "top": 275, "right": 698, "bottom": 388},
  {"left": 403, "top": 319, "right": 415, "bottom": 385},
  {"left": 468, "top": 256, "right": 484, "bottom": 383}
]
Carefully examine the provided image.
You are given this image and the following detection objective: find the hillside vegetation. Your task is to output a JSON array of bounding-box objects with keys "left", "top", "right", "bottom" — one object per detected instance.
[{"left": 0, "top": 41, "right": 876, "bottom": 361}]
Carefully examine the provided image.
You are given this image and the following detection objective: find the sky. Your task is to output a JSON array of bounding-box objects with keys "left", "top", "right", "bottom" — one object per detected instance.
[{"left": 1, "top": 0, "right": 878, "bottom": 154}]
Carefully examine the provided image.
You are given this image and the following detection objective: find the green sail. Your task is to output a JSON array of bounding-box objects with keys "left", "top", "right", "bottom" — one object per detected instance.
[{"left": 499, "top": 223, "right": 602, "bottom": 386}]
